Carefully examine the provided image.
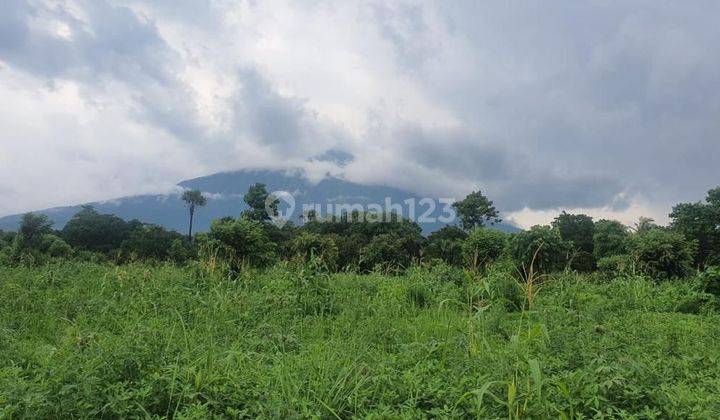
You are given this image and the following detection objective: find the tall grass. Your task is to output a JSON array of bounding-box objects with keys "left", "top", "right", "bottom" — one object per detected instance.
[{"left": 0, "top": 261, "right": 719, "bottom": 417}]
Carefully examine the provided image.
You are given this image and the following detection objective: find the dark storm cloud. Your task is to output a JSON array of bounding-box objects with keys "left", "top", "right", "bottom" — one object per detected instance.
[
  {"left": 225, "top": 67, "right": 349, "bottom": 159},
  {"left": 2, "top": 0, "right": 719, "bottom": 219},
  {"left": 233, "top": 68, "right": 309, "bottom": 151},
  {"left": 0, "top": 1, "right": 170, "bottom": 82},
  {"left": 495, "top": 176, "right": 629, "bottom": 213},
  {"left": 396, "top": 125, "right": 511, "bottom": 181},
  {"left": 0, "top": 1, "right": 337, "bottom": 159},
  {"left": 395, "top": 124, "right": 628, "bottom": 211},
  {"left": 372, "top": 0, "right": 720, "bottom": 211},
  {"left": 0, "top": 0, "right": 205, "bottom": 141}
]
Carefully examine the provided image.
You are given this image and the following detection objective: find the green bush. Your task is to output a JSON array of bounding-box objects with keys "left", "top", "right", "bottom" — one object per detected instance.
[
  {"left": 698, "top": 266, "right": 720, "bottom": 296},
  {"left": 508, "top": 226, "right": 571, "bottom": 273},
  {"left": 208, "top": 217, "right": 277, "bottom": 268},
  {"left": 424, "top": 226, "right": 467, "bottom": 266},
  {"left": 42, "top": 234, "right": 73, "bottom": 258},
  {"left": 630, "top": 228, "right": 696, "bottom": 279},
  {"left": 0, "top": 246, "right": 11, "bottom": 266},
  {"left": 168, "top": 239, "right": 192, "bottom": 265},
  {"left": 593, "top": 219, "right": 630, "bottom": 259},
  {"left": 462, "top": 228, "right": 506, "bottom": 269},
  {"left": 17, "top": 212, "right": 53, "bottom": 250},
  {"left": 291, "top": 232, "right": 339, "bottom": 269},
  {"left": 596, "top": 254, "right": 634, "bottom": 278},
  {"left": 552, "top": 212, "right": 595, "bottom": 254},
  {"left": 482, "top": 258, "right": 524, "bottom": 310},
  {"left": 406, "top": 282, "right": 430, "bottom": 308},
  {"left": 569, "top": 250, "right": 596, "bottom": 272},
  {"left": 119, "top": 224, "right": 183, "bottom": 261},
  {"left": 73, "top": 249, "right": 108, "bottom": 264},
  {"left": 360, "top": 233, "right": 412, "bottom": 272},
  {"left": 422, "top": 259, "right": 466, "bottom": 285}
]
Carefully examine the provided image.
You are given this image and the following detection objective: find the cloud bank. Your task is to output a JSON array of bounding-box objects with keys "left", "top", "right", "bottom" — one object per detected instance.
[{"left": 1, "top": 0, "right": 719, "bottom": 227}]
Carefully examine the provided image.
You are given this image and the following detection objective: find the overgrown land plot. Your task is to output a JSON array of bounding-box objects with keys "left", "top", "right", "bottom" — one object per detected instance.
[{"left": 1, "top": 262, "right": 719, "bottom": 418}]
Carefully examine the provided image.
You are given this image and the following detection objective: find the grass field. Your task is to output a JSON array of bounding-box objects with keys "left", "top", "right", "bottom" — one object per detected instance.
[{"left": 1, "top": 261, "right": 719, "bottom": 418}]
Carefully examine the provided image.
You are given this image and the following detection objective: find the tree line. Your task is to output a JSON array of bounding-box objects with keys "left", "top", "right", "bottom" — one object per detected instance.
[{"left": 1, "top": 184, "right": 719, "bottom": 279}]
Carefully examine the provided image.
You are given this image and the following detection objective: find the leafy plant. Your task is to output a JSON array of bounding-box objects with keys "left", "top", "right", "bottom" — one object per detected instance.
[
  {"left": 630, "top": 228, "right": 697, "bottom": 279},
  {"left": 508, "top": 226, "right": 571, "bottom": 273},
  {"left": 463, "top": 228, "right": 507, "bottom": 270}
]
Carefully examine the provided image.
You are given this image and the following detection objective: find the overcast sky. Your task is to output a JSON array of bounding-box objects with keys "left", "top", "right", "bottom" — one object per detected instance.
[{"left": 1, "top": 0, "right": 719, "bottom": 227}]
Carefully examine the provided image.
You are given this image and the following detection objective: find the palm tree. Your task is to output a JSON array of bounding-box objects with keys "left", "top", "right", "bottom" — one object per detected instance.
[{"left": 181, "top": 189, "right": 207, "bottom": 240}]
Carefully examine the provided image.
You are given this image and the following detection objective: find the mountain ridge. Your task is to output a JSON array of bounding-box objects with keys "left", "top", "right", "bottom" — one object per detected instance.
[{"left": 0, "top": 169, "right": 521, "bottom": 234}]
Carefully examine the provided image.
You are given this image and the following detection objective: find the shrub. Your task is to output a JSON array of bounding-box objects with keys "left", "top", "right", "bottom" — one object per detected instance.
[
  {"left": 326, "top": 233, "right": 364, "bottom": 270},
  {"left": 120, "top": 225, "right": 183, "bottom": 261},
  {"left": 208, "top": 217, "right": 277, "bottom": 268},
  {"left": 593, "top": 219, "right": 631, "bottom": 259},
  {"left": 168, "top": 239, "right": 192, "bottom": 265},
  {"left": 569, "top": 250, "right": 596, "bottom": 272},
  {"left": 0, "top": 249, "right": 9, "bottom": 266},
  {"left": 291, "top": 232, "right": 339, "bottom": 269},
  {"left": 424, "top": 260, "right": 466, "bottom": 285},
  {"left": 360, "top": 233, "right": 412, "bottom": 272},
  {"left": 462, "top": 228, "right": 506, "bottom": 269},
  {"left": 406, "top": 282, "right": 430, "bottom": 308},
  {"left": 698, "top": 266, "right": 720, "bottom": 296},
  {"left": 17, "top": 213, "right": 53, "bottom": 250},
  {"left": 547, "top": 213, "right": 599, "bottom": 272},
  {"left": 552, "top": 212, "right": 595, "bottom": 253},
  {"left": 630, "top": 228, "right": 696, "bottom": 280},
  {"left": 73, "top": 250, "right": 108, "bottom": 264},
  {"left": 670, "top": 187, "right": 720, "bottom": 268},
  {"left": 596, "top": 255, "right": 634, "bottom": 278},
  {"left": 424, "top": 226, "right": 467, "bottom": 266},
  {"left": 478, "top": 259, "right": 524, "bottom": 311},
  {"left": 508, "top": 226, "right": 571, "bottom": 273},
  {"left": 42, "top": 235, "right": 73, "bottom": 258}
]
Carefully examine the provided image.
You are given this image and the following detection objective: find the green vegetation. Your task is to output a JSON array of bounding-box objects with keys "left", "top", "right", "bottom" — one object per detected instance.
[
  {"left": 1, "top": 261, "right": 719, "bottom": 417},
  {"left": 463, "top": 228, "right": 506, "bottom": 269},
  {"left": 1, "top": 185, "right": 719, "bottom": 416},
  {"left": 452, "top": 190, "right": 500, "bottom": 230}
]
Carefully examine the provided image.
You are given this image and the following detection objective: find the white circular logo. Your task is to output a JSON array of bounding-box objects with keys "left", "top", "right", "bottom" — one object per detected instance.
[{"left": 266, "top": 190, "right": 295, "bottom": 227}]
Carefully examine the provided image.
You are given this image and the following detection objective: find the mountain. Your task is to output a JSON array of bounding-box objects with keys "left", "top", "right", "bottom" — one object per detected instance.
[{"left": 0, "top": 170, "right": 521, "bottom": 235}]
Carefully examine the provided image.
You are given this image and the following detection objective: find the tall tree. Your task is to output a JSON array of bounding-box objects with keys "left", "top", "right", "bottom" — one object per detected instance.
[
  {"left": 631, "top": 228, "right": 696, "bottom": 279},
  {"left": 593, "top": 219, "right": 630, "bottom": 259},
  {"left": 18, "top": 212, "right": 53, "bottom": 249},
  {"left": 181, "top": 190, "right": 207, "bottom": 240},
  {"left": 452, "top": 190, "right": 500, "bottom": 231},
  {"left": 243, "top": 183, "right": 278, "bottom": 222},
  {"left": 62, "top": 206, "right": 132, "bottom": 253},
  {"left": 551, "top": 212, "right": 596, "bottom": 271},
  {"left": 508, "top": 225, "right": 571, "bottom": 273},
  {"left": 633, "top": 217, "right": 657, "bottom": 235},
  {"left": 552, "top": 212, "right": 595, "bottom": 253},
  {"left": 670, "top": 187, "right": 720, "bottom": 267}
]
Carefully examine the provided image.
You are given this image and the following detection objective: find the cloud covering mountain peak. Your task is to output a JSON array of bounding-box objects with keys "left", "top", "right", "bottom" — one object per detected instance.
[{"left": 1, "top": 0, "right": 719, "bottom": 227}]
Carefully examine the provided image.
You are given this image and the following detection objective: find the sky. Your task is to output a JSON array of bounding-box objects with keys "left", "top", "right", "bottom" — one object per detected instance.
[{"left": 1, "top": 0, "right": 719, "bottom": 228}]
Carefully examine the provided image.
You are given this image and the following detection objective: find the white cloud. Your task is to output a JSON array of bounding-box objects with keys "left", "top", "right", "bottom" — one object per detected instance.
[{"left": 1, "top": 0, "right": 718, "bottom": 226}]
